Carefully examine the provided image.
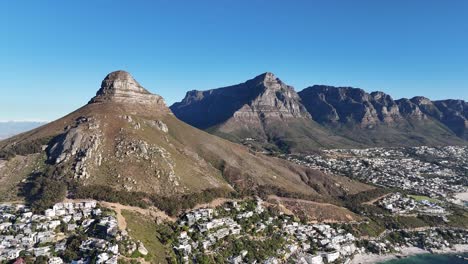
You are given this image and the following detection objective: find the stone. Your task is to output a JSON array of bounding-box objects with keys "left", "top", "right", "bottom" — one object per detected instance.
[{"left": 89, "top": 70, "right": 166, "bottom": 107}]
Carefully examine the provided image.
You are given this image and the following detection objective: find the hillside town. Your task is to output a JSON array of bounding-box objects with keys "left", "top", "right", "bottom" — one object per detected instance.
[
  {"left": 172, "top": 199, "right": 358, "bottom": 263},
  {"left": 377, "top": 193, "right": 447, "bottom": 216},
  {"left": 287, "top": 146, "right": 468, "bottom": 199},
  {"left": 0, "top": 201, "right": 146, "bottom": 264},
  {"left": 164, "top": 197, "right": 468, "bottom": 264}
]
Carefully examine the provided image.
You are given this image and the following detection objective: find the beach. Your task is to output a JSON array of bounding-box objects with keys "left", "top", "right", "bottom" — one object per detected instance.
[
  {"left": 350, "top": 247, "right": 428, "bottom": 264},
  {"left": 350, "top": 245, "right": 468, "bottom": 264},
  {"left": 455, "top": 192, "right": 468, "bottom": 202}
]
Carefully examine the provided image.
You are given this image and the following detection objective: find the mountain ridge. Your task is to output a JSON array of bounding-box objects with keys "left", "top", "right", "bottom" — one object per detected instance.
[
  {"left": 171, "top": 73, "right": 356, "bottom": 152},
  {"left": 172, "top": 73, "right": 467, "bottom": 150}
]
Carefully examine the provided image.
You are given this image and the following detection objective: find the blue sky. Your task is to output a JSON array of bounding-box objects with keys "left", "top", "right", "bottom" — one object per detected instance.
[{"left": 1, "top": 0, "right": 467, "bottom": 121}]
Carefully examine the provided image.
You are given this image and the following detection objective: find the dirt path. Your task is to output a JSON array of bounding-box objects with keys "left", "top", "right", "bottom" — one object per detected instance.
[
  {"left": 100, "top": 202, "right": 176, "bottom": 231},
  {"left": 120, "top": 255, "right": 151, "bottom": 264},
  {"left": 268, "top": 195, "right": 340, "bottom": 207},
  {"left": 267, "top": 195, "right": 359, "bottom": 223},
  {"left": 192, "top": 198, "right": 237, "bottom": 210},
  {"left": 64, "top": 199, "right": 176, "bottom": 231},
  {"left": 363, "top": 193, "right": 392, "bottom": 205}
]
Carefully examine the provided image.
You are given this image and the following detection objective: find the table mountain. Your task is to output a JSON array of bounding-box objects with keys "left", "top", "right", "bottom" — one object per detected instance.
[
  {"left": 171, "top": 74, "right": 466, "bottom": 150},
  {"left": 171, "top": 73, "right": 355, "bottom": 152}
]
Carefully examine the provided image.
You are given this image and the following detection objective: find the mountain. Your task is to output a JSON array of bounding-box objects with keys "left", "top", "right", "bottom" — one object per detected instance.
[
  {"left": 0, "top": 121, "right": 47, "bottom": 140},
  {"left": 171, "top": 73, "right": 356, "bottom": 152},
  {"left": 299, "top": 85, "right": 466, "bottom": 146},
  {"left": 0, "top": 71, "right": 367, "bottom": 211},
  {"left": 171, "top": 73, "right": 466, "bottom": 151},
  {"left": 419, "top": 98, "right": 468, "bottom": 140}
]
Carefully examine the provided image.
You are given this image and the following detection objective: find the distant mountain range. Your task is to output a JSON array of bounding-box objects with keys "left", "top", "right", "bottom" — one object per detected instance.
[
  {"left": 0, "top": 121, "right": 47, "bottom": 140},
  {"left": 171, "top": 73, "right": 467, "bottom": 152}
]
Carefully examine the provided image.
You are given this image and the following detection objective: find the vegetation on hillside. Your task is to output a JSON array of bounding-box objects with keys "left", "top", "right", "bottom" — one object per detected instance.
[
  {"left": 20, "top": 169, "right": 68, "bottom": 212},
  {"left": 0, "top": 136, "right": 53, "bottom": 160},
  {"left": 121, "top": 210, "right": 169, "bottom": 264},
  {"left": 74, "top": 185, "right": 235, "bottom": 216}
]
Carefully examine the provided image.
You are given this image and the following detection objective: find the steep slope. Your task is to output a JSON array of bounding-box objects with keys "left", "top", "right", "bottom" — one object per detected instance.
[
  {"left": 171, "top": 73, "right": 355, "bottom": 152},
  {"left": 0, "top": 71, "right": 363, "bottom": 210},
  {"left": 400, "top": 97, "right": 467, "bottom": 140},
  {"left": 299, "top": 85, "right": 466, "bottom": 146},
  {"left": 429, "top": 99, "right": 467, "bottom": 140}
]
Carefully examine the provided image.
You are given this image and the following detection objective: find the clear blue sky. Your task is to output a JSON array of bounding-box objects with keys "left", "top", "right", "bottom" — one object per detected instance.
[{"left": 1, "top": 0, "right": 467, "bottom": 121}]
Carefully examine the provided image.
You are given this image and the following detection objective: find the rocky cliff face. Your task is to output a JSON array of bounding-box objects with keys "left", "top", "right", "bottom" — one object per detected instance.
[
  {"left": 298, "top": 85, "right": 466, "bottom": 145},
  {"left": 171, "top": 72, "right": 311, "bottom": 129},
  {"left": 299, "top": 85, "right": 412, "bottom": 127},
  {"left": 89, "top": 70, "right": 167, "bottom": 109},
  {"left": 172, "top": 73, "right": 468, "bottom": 149},
  {"left": 234, "top": 72, "right": 311, "bottom": 120},
  {"left": 422, "top": 99, "right": 468, "bottom": 139},
  {"left": 171, "top": 73, "right": 354, "bottom": 151},
  {"left": 298, "top": 85, "right": 468, "bottom": 140}
]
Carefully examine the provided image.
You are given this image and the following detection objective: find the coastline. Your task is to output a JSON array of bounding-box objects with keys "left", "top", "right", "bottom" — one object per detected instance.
[
  {"left": 350, "top": 244, "right": 468, "bottom": 264},
  {"left": 454, "top": 192, "right": 468, "bottom": 203}
]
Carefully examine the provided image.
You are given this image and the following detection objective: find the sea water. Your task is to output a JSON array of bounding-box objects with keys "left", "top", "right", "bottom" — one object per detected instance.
[{"left": 381, "top": 253, "right": 468, "bottom": 263}]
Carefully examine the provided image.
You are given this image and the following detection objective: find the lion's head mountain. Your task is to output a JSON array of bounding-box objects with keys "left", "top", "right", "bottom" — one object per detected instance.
[{"left": 0, "top": 71, "right": 374, "bottom": 210}]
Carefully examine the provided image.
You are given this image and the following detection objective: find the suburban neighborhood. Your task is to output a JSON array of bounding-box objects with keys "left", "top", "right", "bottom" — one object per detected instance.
[{"left": 0, "top": 201, "right": 146, "bottom": 264}]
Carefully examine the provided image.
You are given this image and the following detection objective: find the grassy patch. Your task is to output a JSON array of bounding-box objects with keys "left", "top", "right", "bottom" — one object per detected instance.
[
  {"left": 396, "top": 216, "right": 427, "bottom": 228},
  {"left": 352, "top": 219, "right": 386, "bottom": 237},
  {"left": 121, "top": 210, "right": 168, "bottom": 264},
  {"left": 408, "top": 195, "right": 440, "bottom": 203}
]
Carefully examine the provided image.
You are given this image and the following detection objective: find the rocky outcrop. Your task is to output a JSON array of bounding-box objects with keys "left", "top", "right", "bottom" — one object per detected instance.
[
  {"left": 89, "top": 70, "right": 166, "bottom": 108},
  {"left": 147, "top": 120, "right": 169, "bottom": 133},
  {"left": 394, "top": 98, "right": 426, "bottom": 119},
  {"left": 48, "top": 116, "right": 102, "bottom": 179},
  {"left": 234, "top": 72, "right": 311, "bottom": 120}
]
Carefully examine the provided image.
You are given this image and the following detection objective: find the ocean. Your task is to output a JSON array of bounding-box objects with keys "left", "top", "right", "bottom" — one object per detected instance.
[{"left": 380, "top": 253, "right": 468, "bottom": 263}]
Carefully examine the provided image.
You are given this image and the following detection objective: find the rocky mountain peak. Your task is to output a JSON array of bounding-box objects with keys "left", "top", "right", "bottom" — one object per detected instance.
[
  {"left": 411, "top": 96, "right": 433, "bottom": 105},
  {"left": 253, "top": 72, "right": 277, "bottom": 83},
  {"left": 249, "top": 72, "right": 290, "bottom": 92},
  {"left": 89, "top": 70, "right": 165, "bottom": 107}
]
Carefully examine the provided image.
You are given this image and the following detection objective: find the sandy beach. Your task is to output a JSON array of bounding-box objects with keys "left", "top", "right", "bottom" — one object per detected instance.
[
  {"left": 350, "top": 244, "right": 468, "bottom": 264},
  {"left": 455, "top": 192, "right": 468, "bottom": 202},
  {"left": 350, "top": 247, "right": 428, "bottom": 264},
  {"left": 431, "top": 244, "right": 468, "bottom": 254}
]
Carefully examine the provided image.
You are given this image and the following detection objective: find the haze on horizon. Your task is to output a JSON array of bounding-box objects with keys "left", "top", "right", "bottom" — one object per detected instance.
[{"left": 1, "top": 0, "right": 467, "bottom": 121}]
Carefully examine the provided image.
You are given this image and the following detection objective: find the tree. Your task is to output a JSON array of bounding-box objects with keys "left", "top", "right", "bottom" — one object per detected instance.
[{"left": 34, "top": 256, "right": 48, "bottom": 264}]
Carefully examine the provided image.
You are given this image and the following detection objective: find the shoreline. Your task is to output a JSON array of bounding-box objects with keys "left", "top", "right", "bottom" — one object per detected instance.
[
  {"left": 454, "top": 192, "right": 468, "bottom": 203},
  {"left": 350, "top": 244, "right": 468, "bottom": 264}
]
